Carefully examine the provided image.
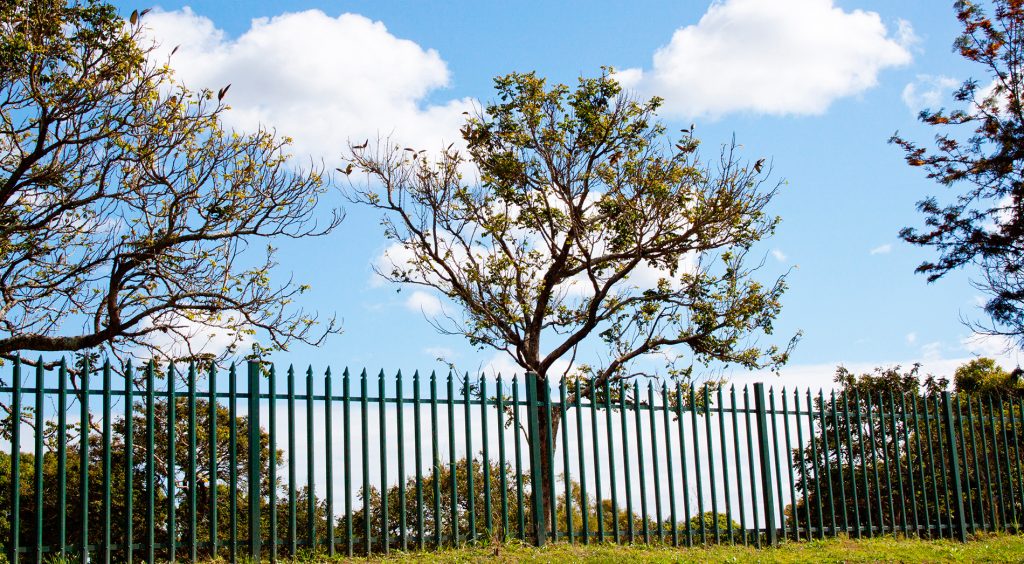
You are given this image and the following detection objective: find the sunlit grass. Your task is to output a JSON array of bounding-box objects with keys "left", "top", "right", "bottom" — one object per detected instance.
[{"left": 176, "top": 533, "right": 1024, "bottom": 563}]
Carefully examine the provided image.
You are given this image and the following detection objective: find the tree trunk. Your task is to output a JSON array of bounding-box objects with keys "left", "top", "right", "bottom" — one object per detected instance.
[{"left": 533, "top": 378, "right": 562, "bottom": 541}]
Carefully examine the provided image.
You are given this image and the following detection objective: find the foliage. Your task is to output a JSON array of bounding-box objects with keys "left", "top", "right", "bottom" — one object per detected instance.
[
  {"left": 341, "top": 457, "right": 529, "bottom": 552},
  {"left": 345, "top": 68, "right": 795, "bottom": 511},
  {"left": 954, "top": 356, "right": 1024, "bottom": 396},
  {"left": 0, "top": 381, "right": 280, "bottom": 561},
  {"left": 345, "top": 69, "right": 793, "bottom": 387},
  {"left": 684, "top": 511, "right": 744, "bottom": 542},
  {"left": 342, "top": 462, "right": 747, "bottom": 550},
  {"left": 789, "top": 359, "right": 1024, "bottom": 538},
  {"left": 0, "top": 0, "right": 341, "bottom": 363},
  {"left": 891, "top": 0, "right": 1024, "bottom": 346}
]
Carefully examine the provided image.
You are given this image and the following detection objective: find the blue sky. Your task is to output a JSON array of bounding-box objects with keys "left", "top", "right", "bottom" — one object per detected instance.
[{"left": 111, "top": 0, "right": 1022, "bottom": 387}]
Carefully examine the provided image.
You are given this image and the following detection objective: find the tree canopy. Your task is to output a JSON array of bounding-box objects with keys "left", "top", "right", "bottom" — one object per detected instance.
[
  {"left": 345, "top": 70, "right": 794, "bottom": 388},
  {"left": 790, "top": 358, "right": 1022, "bottom": 538},
  {"left": 0, "top": 0, "right": 341, "bottom": 364},
  {"left": 892, "top": 0, "right": 1024, "bottom": 347},
  {"left": 345, "top": 69, "right": 795, "bottom": 514}
]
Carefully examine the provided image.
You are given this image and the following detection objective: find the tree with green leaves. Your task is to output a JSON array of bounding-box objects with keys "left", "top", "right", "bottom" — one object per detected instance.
[
  {"left": 892, "top": 0, "right": 1024, "bottom": 347},
  {"left": 344, "top": 70, "right": 795, "bottom": 509},
  {"left": 0, "top": 0, "right": 341, "bottom": 365},
  {"left": 953, "top": 356, "right": 1024, "bottom": 395},
  {"left": 790, "top": 359, "right": 1022, "bottom": 538},
  {"left": 342, "top": 457, "right": 528, "bottom": 551},
  {"left": 0, "top": 385, "right": 279, "bottom": 561}
]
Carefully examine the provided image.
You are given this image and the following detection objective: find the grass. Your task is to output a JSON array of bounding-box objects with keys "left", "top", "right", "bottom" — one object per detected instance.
[
  {"left": 269, "top": 534, "right": 1024, "bottom": 563},
  {"left": 23, "top": 534, "right": 1024, "bottom": 563}
]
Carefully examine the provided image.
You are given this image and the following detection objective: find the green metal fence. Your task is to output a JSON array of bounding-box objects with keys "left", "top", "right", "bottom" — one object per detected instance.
[{"left": 2, "top": 356, "right": 1023, "bottom": 562}]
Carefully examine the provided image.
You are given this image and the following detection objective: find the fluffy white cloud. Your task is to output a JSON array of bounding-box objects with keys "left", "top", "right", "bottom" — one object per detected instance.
[
  {"left": 616, "top": 0, "right": 913, "bottom": 118},
  {"left": 920, "top": 341, "right": 944, "bottom": 362},
  {"left": 771, "top": 248, "right": 787, "bottom": 262},
  {"left": 869, "top": 243, "right": 892, "bottom": 255},
  {"left": 138, "top": 311, "right": 254, "bottom": 361},
  {"left": 478, "top": 351, "right": 574, "bottom": 381},
  {"left": 405, "top": 290, "right": 443, "bottom": 316},
  {"left": 902, "top": 74, "right": 960, "bottom": 112},
  {"left": 142, "top": 8, "right": 474, "bottom": 159},
  {"left": 960, "top": 333, "right": 1019, "bottom": 360}
]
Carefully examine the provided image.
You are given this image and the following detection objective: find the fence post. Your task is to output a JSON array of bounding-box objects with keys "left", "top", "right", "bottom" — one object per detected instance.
[
  {"left": 942, "top": 391, "right": 967, "bottom": 542},
  {"left": 525, "top": 372, "right": 546, "bottom": 546},
  {"left": 248, "top": 361, "right": 262, "bottom": 559},
  {"left": 10, "top": 357, "right": 21, "bottom": 564},
  {"left": 754, "top": 383, "right": 778, "bottom": 546},
  {"left": 80, "top": 358, "right": 90, "bottom": 564}
]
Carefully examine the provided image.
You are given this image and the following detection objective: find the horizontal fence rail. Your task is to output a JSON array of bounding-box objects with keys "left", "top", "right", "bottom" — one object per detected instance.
[{"left": 2, "top": 357, "right": 1023, "bottom": 562}]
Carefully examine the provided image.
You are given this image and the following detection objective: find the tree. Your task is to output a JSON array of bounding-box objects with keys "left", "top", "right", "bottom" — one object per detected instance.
[
  {"left": 344, "top": 70, "right": 795, "bottom": 518},
  {"left": 892, "top": 0, "right": 1024, "bottom": 347},
  {"left": 953, "top": 356, "right": 1024, "bottom": 395},
  {"left": 343, "top": 457, "right": 528, "bottom": 551},
  {"left": 0, "top": 380, "right": 278, "bottom": 561},
  {"left": 791, "top": 360, "right": 1021, "bottom": 538},
  {"left": 789, "top": 364, "right": 944, "bottom": 537},
  {"left": 0, "top": 0, "right": 341, "bottom": 364}
]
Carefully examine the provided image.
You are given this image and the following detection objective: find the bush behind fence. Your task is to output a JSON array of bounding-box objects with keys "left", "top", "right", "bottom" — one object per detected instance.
[{"left": 1, "top": 357, "right": 1023, "bottom": 562}]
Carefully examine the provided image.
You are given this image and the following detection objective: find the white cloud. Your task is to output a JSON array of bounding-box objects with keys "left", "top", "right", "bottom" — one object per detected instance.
[
  {"left": 616, "top": 0, "right": 913, "bottom": 118},
  {"left": 371, "top": 241, "right": 414, "bottom": 288},
  {"left": 405, "top": 290, "right": 443, "bottom": 316},
  {"left": 902, "top": 74, "right": 959, "bottom": 112},
  {"left": 732, "top": 355, "right": 1012, "bottom": 392},
  {"left": 479, "top": 352, "right": 523, "bottom": 380},
  {"left": 920, "top": 341, "right": 943, "bottom": 362},
  {"left": 960, "top": 332, "right": 1019, "bottom": 360},
  {"left": 478, "top": 352, "right": 575, "bottom": 381},
  {"left": 733, "top": 335, "right": 1021, "bottom": 392},
  {"left": 895, "top": 18, "right": 921, "bottom": 51},
  {"left": 423, "top": 346, "right": 456, "bottom": 360},
  {"left": 869, "top": 243, "right": 892, "bottom": 255},
  {"left": 771, "top": 248, "right": 787, "bottom": 262},
  {"left": 142, "top": 8, "right": 474, "bottom": 159},
  {"left": 138, "top": 310, "right": 254, "bottom": 361}
]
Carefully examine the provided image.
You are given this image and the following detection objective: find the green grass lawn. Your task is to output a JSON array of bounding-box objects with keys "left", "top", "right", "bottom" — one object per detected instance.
[{"left": 303, "top": 534, "right": 1024, "bottom": 563}]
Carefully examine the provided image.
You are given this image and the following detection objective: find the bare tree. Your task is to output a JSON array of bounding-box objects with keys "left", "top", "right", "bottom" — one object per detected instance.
[
  {"left": 344, "top": 70, "right": 797, "bottom": 507},
  {"left": 1, "top": 1, "right": 342, "bottom": 366}
]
